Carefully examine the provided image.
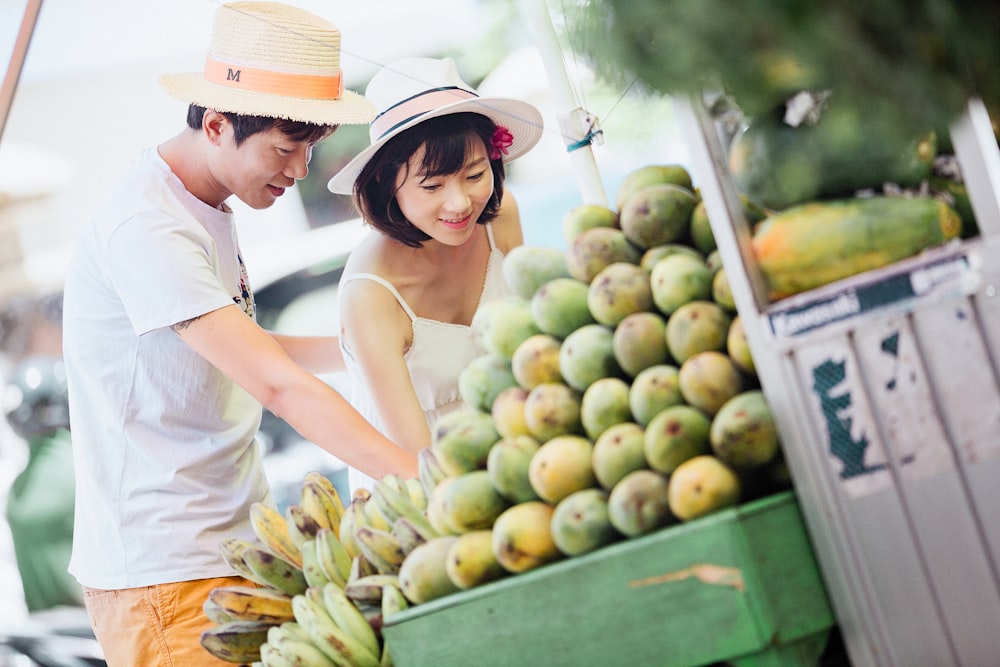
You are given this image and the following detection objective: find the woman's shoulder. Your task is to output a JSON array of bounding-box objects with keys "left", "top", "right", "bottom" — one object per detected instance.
[
  {"left": 342, "top": 231, "right": 394, "bottom": 278},
  {"left": 491, "top": 190, "right": 524, "bottom": 252}
]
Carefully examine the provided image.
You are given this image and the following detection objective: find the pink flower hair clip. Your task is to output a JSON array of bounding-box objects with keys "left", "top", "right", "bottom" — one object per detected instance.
[{"left": 490, "top": 126, "right": 514, "bottom": 160}]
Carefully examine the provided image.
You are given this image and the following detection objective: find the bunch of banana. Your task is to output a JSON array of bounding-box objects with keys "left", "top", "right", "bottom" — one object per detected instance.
[
  {"left": 390, "top": 516, "right": 428, "bottom": 556},
  {"left": 357, "top": 488, "right": 394, "bottom": 532},
  {"left": 370, "top": 475, "right": 438, "bottom": 544},
  {"left": 260, "top": 622, "right": 336, "bottom": 667},
  {"left": 250, "top": 501, "right": 304, "bottom": 568},
  {"left": 354, "top": 526, "right": 406, "bottom": 576},
  {"left": 285, "top": 503, "right": 323, "bottom": 549},
  {"left": 202, "top": 473, "right": 354, "bottom": 663},
  {"left": 200, "top": 619, "right": 272, "bottom": 664},
  {"left": 272, "top": 583, "right": 384, "bottom": 667},
  {"left": 301, "top": 527, "right": 353, "bottom": 590},
  {"left": 203, "top": 473, "right": 430, "bottom": 665},
  {"left": 208, "top": 585, "right": 296, "bottom": 624},
  {"left": 301, "top": 471, "right": 346, "bottom": 536},
  {"left": 221, "top": 537, "right": 308, "bottom": 597},
  {"left": 345, "top": 573, "right": 402, "bottom": 607},
  {"left": 418, "top": 448, "right": 450, "bottom": 500},
  {"left": 338, "top": 497, "right": 369, "bottom": 561}
]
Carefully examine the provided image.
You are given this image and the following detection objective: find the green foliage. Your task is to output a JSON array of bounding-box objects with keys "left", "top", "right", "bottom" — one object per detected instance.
[{"left": 562, "top": 0, "right": 999, "bottom": 133}]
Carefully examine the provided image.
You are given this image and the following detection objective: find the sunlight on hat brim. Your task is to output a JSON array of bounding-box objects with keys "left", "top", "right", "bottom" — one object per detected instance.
[
  {"left": 158, "top": 73, "right": 376, "bottom": 126},
  {"left": 326, "top": 96, "right": 543, "bottom": 194}
]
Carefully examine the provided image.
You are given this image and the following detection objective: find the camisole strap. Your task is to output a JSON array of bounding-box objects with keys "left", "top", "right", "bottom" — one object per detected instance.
[
  {"left": 341, "top": 273, "right": 418, "bottom": 321},
  {"left": 485, "top": 222, "right": 496, "bottom": 251}
]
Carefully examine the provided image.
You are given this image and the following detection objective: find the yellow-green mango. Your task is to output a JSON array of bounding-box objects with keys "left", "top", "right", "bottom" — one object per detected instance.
[
  {"left": 398, "top": 536, "right": 460, "bottom": 604},
  {"left": 491, "top": 501, "right": 561, "bottom": 574},
  {"left": 551, "top": 488, "right": 620, "bottom": 556}
]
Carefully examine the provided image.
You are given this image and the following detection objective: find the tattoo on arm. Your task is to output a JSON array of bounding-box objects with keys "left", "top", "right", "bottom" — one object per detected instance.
[{"left": 172, "top": 315, "right": 202, "bottom": 332}]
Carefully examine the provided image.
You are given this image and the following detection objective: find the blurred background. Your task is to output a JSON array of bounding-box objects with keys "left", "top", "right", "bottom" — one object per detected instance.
[{"left": 0, "top": 0, "right": 687, "bottom": 625}]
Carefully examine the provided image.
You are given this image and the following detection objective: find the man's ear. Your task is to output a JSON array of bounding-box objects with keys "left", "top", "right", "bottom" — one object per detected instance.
[{"left": 202, "top": 110, "right": 229, "bottom": 145}]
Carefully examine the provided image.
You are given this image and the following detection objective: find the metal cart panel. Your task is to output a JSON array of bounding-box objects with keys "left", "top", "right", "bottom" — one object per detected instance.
[{"left": 677, "top": 96, "right": 1000, "bottom": 666}]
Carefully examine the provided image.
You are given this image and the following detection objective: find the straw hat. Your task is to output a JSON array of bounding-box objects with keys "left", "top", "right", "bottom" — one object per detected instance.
[
  {"left": 159, "top": 1, "right": 375, "bottom": 126},
  {"left": 327, "top": 57, "right": 544, "bottom": 194}
]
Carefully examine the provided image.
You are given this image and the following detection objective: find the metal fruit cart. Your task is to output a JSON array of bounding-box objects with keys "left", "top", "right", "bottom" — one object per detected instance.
[{"left": 675, "top": 95, "right": 1000, "bottom": 666}]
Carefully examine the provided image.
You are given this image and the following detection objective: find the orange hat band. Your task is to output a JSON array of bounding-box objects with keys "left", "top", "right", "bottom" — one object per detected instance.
[{"left": 204, "top": 56, "right": 344, "bottom": 100}]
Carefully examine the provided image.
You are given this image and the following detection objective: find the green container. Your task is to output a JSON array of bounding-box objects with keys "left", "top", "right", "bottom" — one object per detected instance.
[{"left": 383, "top": 491, "right": 835, "bottom": 667}]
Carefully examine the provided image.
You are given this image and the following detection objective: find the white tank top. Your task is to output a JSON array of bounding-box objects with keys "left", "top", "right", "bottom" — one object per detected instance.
[{"left": 340, "top": 224, "right": 508, "bottom": 492}]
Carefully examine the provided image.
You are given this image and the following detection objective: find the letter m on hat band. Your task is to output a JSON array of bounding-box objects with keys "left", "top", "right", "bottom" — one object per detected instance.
[
  {"left": 204, "top": 55, "right": 344, "bottom": 100},
  {"left": 370, "top": 87, "right": 479, "bottom": 140}
]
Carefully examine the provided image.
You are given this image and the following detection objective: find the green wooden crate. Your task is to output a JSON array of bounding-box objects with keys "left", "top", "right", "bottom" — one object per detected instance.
[{"left": 382, "top": 491, "right": 835, "bottom": 667}]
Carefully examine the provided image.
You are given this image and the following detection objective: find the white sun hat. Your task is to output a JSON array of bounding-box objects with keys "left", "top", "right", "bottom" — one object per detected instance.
[
  {"left": 327, "top": 56, "right": 544, "bottom": 194},
  {"left": 159, "top": 1, "right": 375, "bottom": 126}
]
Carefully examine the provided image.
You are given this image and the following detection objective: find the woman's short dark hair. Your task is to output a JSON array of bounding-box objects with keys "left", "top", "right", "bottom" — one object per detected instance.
[
  {"left": 186, "top": 104, "right": 336, "bottom": 146},
  {"left": 353, "top": 112, "right": 506, "bottom": 248}
]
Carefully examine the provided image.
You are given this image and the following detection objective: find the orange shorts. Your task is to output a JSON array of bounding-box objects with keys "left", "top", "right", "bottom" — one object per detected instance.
[{"left": 83, "top": 576, "right": 250, "bottom": 667}]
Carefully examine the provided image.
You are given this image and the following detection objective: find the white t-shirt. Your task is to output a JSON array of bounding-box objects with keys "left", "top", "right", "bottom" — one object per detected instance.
[{"left": 62, "top": 148, "right": 271, "bottom": 590}]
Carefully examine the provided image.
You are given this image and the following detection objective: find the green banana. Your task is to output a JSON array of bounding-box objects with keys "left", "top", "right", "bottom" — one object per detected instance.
[
  {"left": 300, "top": 539, "right": 333, "bottom": 589},
  {"left": 267, "top": 621, "right": 313, "bottom": 646},
  {"left": 417, "top": 448, "right": 449, "bottom": 500},
  {"left": 301, "top": 473, "right": 345, "bottom": 537},
  {"left": 404, "top": 477, "right": 428, "bottom": 512},
  {"left": 390, "top": 517, "right": 428, "bottom": 557},
  {"left": 259, "top": 641, "right": 295, "bottom": 667},
  {"left": 265, "top": 625, "right": 338, "bottom": 667},
  {"left": 209, "top": 585, "right": 295, "bottom": 624},
  {"left": 242, "top": 543, "right": 309, "bottom": 597},
  {"left": 344, "top": 574, "right": 401, "bottom": 607},
  {"left": 380, "top": 582, "right": 410, "bottom": 622},
  {"left": 379, "top": 585, "right": 408, "bottom": 666},
  {"left": 354, "top": 527, "right": 405, "bottom": 575},
  {"left": 315, "top": 528, "right": 351, "bottom": 588},
  {"left": 348, "top": 553, "right": 379, "bottom": 586},
  {"left": 219, "top": 537, "right": 261, "bottom": 583},
  {"left": 251, "top": 502, "right": 304, "bottom": 569},
  {"left": 338, "top": 499, "right": 370, "bottom": 561},
  {"left": 286, "top": 503, "right": 323, "bottom": 547},
  {"left": 321, "top": 582, "right": 381, "bottom": 660},
  {"left": 359, "top": 493, "right": 393, "bottom": 532},
  {"left": 202, "top": 596, "right": 236, "bottom": 625},
  {"left": 305, "top": 471, "right": 346, "bottom": 523},
  {"left": 292, "top": 593, "right": 381, "bottom": 667},
  {"left": 372, "top": 480, "right": 438, "bottom": 542},
  {"left": 199, "top": 619, "right": 270, "bottom": 664},
  {"left": 370, "top": 479, "right": 403, "bottom": 525}
]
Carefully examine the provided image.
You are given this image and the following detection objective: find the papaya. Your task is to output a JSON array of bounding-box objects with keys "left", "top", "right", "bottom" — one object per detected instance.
[
  {"left": 729, "top": 95, "right": 937, "bottom": 211},
  {"left": 928, "top": 175, "right": 978, "bottom": 239},
  {"left": 751, "top": 195, "right": 962, "bottom": 299}
]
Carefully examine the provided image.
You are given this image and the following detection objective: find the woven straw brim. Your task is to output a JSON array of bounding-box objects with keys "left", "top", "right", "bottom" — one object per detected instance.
[
  {"left": 327, "top": 96, "right": 544, "bottom": 194},
  {"left": 159, "top": 2, "right": 375, "bottom": 126},
  {"left": 159, "top": 73, "right": 376, "bottom": 125}
]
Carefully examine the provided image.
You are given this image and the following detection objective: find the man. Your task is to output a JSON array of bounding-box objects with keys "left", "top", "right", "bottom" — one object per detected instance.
[
  {"left": 61, "top": 3, "right": 417, "bottom": 665},
  {"left": 1, "top": 293, "right": 80, "bottom": 614}
]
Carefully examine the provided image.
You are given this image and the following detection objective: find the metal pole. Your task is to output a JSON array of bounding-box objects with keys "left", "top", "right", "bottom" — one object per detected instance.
[
  {"left": 0, "top": 0, "right": 44, "bottom": 143},
  {"left": 521, "top": 0, "right": 608, "bottom": 208}
]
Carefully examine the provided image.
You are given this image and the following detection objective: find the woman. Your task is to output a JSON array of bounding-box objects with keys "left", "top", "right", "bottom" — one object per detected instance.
[{"left": 327, "top": 57, "right": 543, "bottom": 492}]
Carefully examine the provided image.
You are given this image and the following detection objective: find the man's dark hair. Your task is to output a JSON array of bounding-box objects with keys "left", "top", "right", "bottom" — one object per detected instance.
[
  {"left": 186, "top": 104, "right": 336, "bottom": 146},
  {"left": 353, "top": 112, "right": 506, "bottom": 248}
]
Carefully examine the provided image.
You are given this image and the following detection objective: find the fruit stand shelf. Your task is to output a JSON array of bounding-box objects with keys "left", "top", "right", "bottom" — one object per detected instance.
[{"left": 383, "top": 491, "right": 835, "bottom": 667}]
